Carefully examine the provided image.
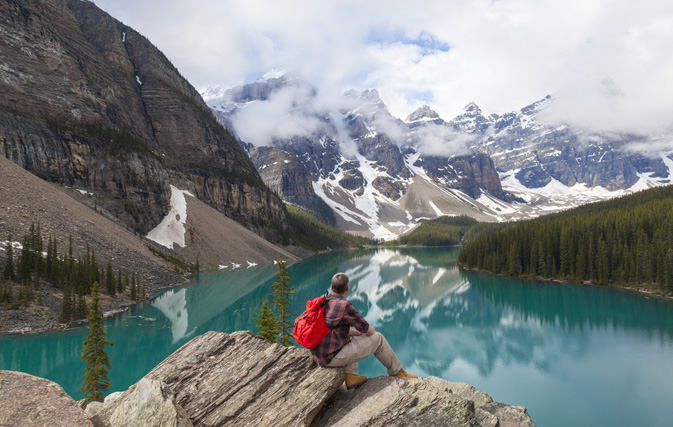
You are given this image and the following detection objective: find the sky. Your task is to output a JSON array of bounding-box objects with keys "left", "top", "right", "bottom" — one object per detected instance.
[{"left": 94, "top": 0, "right": 673, "bottom": 136}]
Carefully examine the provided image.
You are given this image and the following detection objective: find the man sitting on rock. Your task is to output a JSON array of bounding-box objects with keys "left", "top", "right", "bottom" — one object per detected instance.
[{"left": 311, "top": 272, "right": 418, "bottom": 389}]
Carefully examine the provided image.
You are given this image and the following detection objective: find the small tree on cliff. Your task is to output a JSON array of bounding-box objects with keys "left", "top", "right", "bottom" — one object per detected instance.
[
  {"left": 254, "top": 298, "right": 279, "bottom": 342},
  {"left": 271, "top": 257, "right": 295, "bottom": 346},
  {"left": 80, "top": 282, "right": 113, "bottom": 403}
]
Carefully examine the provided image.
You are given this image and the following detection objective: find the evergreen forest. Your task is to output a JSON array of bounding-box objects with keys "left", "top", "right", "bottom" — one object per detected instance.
[
  {"left": 285, "top": 204, "right": 373, "bottom": 251},
  {"left": 389, "top": 215, "right": 477, "bottom": 246},
  {"left": 458, "top": 185, "right": 673, "bottom": 292},
  {"left": 1, "top": 223, "right": 144, "bottom": 321}
]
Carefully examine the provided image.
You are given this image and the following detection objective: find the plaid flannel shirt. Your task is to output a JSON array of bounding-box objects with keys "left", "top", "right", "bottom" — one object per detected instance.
[{"left": 311, "top": 293, "right": 370, "bottom": 366}]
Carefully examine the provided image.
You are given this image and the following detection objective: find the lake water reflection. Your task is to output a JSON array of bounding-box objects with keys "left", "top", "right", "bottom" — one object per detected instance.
[{"left": 2, "top": 247, "right": 673, "bottom": 427}]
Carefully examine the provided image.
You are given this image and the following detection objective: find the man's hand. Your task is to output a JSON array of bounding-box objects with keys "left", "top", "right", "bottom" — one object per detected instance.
[
  {"left": 365, "top": 325, "right": 376, "bottom": 336},
  {"left": 349, "top": 329, "right": 363, "bottom": 337}
]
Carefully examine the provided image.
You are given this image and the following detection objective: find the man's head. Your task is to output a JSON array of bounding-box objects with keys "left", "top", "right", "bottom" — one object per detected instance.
[{"left": 331, "top": 273, "right": 349, "bottom": 295}]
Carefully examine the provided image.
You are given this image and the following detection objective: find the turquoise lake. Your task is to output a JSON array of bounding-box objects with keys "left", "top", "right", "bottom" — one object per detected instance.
[{"left": 2, "top": 247, "right": 673, "bottom": 427}]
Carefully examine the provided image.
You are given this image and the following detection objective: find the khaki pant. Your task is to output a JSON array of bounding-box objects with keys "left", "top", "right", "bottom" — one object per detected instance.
[{"left": 325, "top": 332, "right": 402, "bottom": 376}]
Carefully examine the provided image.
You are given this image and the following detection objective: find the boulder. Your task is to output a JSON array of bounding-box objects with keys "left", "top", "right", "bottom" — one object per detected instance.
[
  {"left": 0, "top": 370, "right": 93, "bottom": 427},
  {"left": 425, "top": 377, "right": 535, "bottom": 427},
  {"left": 145, "top": 330, "right": 345, "bottom": 426},
  {"left": 311, "top": 376, "right": 535, "bottom": 427},
  {"left": 90, "top": 378, "right": 191, "bottom": 427}
]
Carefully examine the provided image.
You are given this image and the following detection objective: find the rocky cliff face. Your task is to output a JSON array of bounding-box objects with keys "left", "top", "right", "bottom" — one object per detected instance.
[
  {"left": 3, "top": 330, "right": 535, "bottom": 426},
  {"left": 249, "top": 146, "right": 335, "bottom": 223},
  {"left": 0, "top": 0, "right": 286, "bottom": 241},
  {"left": 414, "top": 152, "right": 504, "bottom": 200}
]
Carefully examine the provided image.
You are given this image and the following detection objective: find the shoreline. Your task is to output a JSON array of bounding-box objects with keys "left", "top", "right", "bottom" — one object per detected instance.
[
  {"left": 459, "top": 264, "right": 673, "bottom": 301},
  {"left": 0, "top": 275, "right": 188, "bottom": 337}
]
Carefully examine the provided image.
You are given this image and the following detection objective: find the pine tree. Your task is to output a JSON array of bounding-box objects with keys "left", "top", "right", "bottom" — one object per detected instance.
[
  {"left": 3, "top": 233, "right": 15, "bottom": 280},
  {"left": 77, "top": 292, "right": 88, "bottom": 320},
  {"left": 130, "top": 279, "right": 137, "bottom": 301},
  {"left": 270, "top": 257, "right": 295, "bottom": 346},
  {"left": 34, "top": 223, "right": 43, "bottom": 277},
  {"left": 49, "top": 237, "right": 59, "bottom": 284},
  {"left": 116, "top": 268, "right": 122, "bottom": 294},
  {"left": 254, "top": 298, "right": 279, "bottom": 342},
  {"left": 106, "top": 261, "right": 114, "bottom": 295},
  {"left": 80, "top": 282, "right": 113, "bottom": 403},
  {"left": 61, "top": 278, "right": 72, "bottom": 322}
]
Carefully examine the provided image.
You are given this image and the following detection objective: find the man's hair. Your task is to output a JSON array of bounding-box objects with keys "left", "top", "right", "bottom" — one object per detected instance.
[{"left": 331, "top": 273, "right": 349, "bottom": 294}]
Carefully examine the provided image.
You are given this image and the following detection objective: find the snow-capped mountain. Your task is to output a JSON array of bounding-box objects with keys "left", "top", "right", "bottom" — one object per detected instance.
[{"left": 203, "top": 73, "right": 673, "bottom": 240}]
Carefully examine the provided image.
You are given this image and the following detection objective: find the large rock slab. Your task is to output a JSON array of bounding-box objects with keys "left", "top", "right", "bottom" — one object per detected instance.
[
  {"left": 311, "top": 376, "right": 535, "bottom": 427},
  {"left": 0, "top": 370, "right": 93, "bottom": 427},
  {"left": 145, "top": 330, "right": 344, "bottom": 426},
  {"left": 90, "top": 378, "right": 192, "bottom": 427},
  {"left": 426, "top": 377, "right": 535, "bottom": 427}
]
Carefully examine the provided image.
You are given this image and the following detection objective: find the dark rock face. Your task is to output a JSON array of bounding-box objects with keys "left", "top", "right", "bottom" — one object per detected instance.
[
  {"left": 250, "top": 146, "right": 335, "bottom": 223},
  {"left": 0, "top": 0, "right": 286, "bottom": 240},
  {"left": 0, "top": 370, "right": 93, "bottom": 427},
  {"left": 145, "top": 331, "right": 344, "bottom": 427},
  {"left": 418, "top": 153, "right": 504, "bottom": 199}
]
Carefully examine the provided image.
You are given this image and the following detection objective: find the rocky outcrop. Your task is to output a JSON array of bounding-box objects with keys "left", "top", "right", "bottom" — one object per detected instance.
[
  {"left": 0, "top": 370, "right": 93, "bottom": 427},
  {"left": 141, "top": 330, "right": 534, "bottom": 426},
  {"left": 90, "top": 378, "right": 192, "bottom": 427},
  {"left": 144, "top": 331, "right": 344, "bottom": 426},
  {"left": 0, "top": 0, "right": 286, "bottom": 241},
  {"left": 312, "top": 376, "right": 534, "bottom": 427}
]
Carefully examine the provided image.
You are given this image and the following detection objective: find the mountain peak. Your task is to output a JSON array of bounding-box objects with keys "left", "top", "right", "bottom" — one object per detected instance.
[
  {"left": 258, "top": 68, "right": 287, "bottom": 81},
  {"left": 463, "top": 102, "right": 481, "bottom": 115},
  {"left": 405, "top": 105, "right": 442, "bottom": 124},
  {"left": 345, "top": 89, "right": 381, "bottom": 104}
]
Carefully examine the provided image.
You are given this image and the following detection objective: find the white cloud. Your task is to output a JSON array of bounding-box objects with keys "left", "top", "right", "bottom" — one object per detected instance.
[
  {"left": 95, "top": 0, "right": 673, "bottom": 136},
  {"left": 230, "top": 85, "right": 325, "bottom": 146},
  {"left": 409, "top": 124, "right": 474, "bottom": 157}
]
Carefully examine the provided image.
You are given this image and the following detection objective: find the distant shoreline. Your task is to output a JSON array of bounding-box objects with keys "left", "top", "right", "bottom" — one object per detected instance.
[{"left": 459, "top": 264, "right": 673, "bottom": 301}]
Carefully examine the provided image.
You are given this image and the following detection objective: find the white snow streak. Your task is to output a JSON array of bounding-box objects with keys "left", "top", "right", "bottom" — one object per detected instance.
[{"left": 146, "top": 185, "right": 194, "bottom": 249}]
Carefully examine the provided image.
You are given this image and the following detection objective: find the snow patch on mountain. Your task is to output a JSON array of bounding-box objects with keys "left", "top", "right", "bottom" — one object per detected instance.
[{"left": 146, "top": 185, "right": 194, "bottom": 249}]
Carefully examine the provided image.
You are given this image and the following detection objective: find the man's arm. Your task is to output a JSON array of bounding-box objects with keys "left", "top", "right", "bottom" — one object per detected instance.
[
  {"left": 343, "top": 301, "right": 371, "bottom": 335},
  {"left": 349, "top": 325, "right": 375, "bottom": 336}
]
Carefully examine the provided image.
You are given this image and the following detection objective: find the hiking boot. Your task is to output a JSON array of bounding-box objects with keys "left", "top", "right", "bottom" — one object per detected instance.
[
  {"left": 345, "top": 373, "right": 367, "bottom": 389},
  {"left": 390, "top": 369, "right": 418, "bottom": 379}
]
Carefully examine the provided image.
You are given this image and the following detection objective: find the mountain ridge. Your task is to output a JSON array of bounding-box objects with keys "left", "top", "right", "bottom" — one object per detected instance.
[{"left": 204, "top": 72, "right": 673, "bottom": 240}]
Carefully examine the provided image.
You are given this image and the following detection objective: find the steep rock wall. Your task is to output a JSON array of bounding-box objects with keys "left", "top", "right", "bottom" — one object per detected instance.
[{"left": 0, "top": 0, "right": 286, "bottom": 240}]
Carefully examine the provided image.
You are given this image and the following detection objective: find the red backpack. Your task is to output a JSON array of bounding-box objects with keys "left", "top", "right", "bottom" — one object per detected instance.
[{"left": 293, "top": 295, "right": 332, "bottom": 349}]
